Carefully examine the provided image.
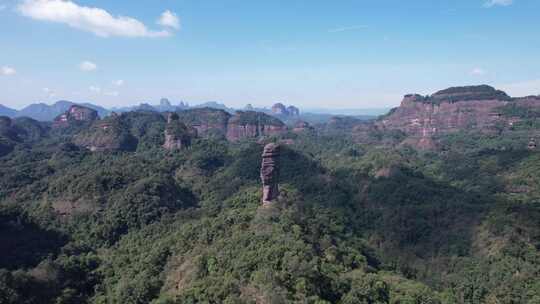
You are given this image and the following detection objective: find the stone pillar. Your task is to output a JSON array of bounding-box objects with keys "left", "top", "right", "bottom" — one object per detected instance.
[{"left": 260, "top": 143, "right": 280, "bottom": 204}]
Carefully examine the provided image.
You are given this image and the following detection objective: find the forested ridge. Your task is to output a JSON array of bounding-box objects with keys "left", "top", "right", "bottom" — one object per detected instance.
[{"left": 0, "top": 110, "right": 539, "bottom": 304}]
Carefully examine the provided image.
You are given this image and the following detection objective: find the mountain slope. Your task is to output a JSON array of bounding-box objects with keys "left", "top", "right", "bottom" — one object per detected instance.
[{"left": 0, "top": 104, "right": 18, "bottom": 117}]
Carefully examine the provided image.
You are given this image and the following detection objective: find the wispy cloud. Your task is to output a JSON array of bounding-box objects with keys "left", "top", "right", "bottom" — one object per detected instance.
[
  {"left": 470, "top": 67, "right": 487, "bottom": 76},
  {"left": 0, "top": 4, "right": 7, "bottom": 11},
  {"left": 79, "top": 61, "right": 97, "bottom": 72},
  {"left": 1, "top": 66, "right": 16, "bottom": 76},
  {"left": 18, "top": 0, "right": 173, "bottom": 38},
  {"left": 157, "top": 10, "right": 180, "bottom": 30},
  {"left": 112, "top": 79, "right": 124, "bottom": 86},
  {"left": 328, "top": 25, "right": 368, "bottom": 33},
  {"left": 484, "top": 0, "right": 513, "bottom": 8}
]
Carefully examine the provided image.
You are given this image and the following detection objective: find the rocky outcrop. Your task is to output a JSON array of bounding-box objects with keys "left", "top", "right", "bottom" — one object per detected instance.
[
  {"left": 261, "top": 143, "right": 280, "bottom": 204},
  {"left": 271, "top": 103, "right": 300, "bottom": 117},
  {"left": 163, "top": 113, "right": 196, "bottom": 150},
  {"left": 177, "top": 108, "right": 231, "bottom": 138},
  {"left": 174, "top": 108, "right": 288, "bottom": 142},
  {"left": 377, "top": 85, "right": 540, "bottom": 149},
  {"left": 53, "top": 105, "right": 98, "bottom": 127},
  {"left": 226, "top": 111, "right": 288, "bottom": 141}
]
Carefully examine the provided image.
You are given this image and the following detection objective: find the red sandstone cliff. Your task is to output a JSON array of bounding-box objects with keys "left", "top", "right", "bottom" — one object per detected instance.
[
  {"left": 376, "top": 85, "right": 540, "bottom": 149},
  {"left": 226, "top": 111, "right": 287, "bottom": 141}
]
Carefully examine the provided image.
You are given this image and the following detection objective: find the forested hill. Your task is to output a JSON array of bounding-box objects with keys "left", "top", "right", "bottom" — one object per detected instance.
[{"left": 0, "top": 90, "right": 539, "bottom": 303}]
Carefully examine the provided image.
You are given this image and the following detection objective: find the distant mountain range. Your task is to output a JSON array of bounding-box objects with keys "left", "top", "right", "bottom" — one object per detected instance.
[
  {"left": 0, "top": 99, "right": 387, "bottom": 122},
  {"left": 0, "top": 104, "right": 18, "bottom": 117},
  {"left": 0, "top": 100, "right": 110, "bottom": 121}
]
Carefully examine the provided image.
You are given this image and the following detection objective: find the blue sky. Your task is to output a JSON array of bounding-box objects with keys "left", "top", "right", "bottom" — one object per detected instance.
[{"left": 0, "top": 0, "right": 539, "bottom": 109}]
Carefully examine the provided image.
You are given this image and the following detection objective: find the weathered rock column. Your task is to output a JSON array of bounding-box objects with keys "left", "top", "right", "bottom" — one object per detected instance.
[{"left": 260, "top": 143, "right": 280, "bottom": 204}]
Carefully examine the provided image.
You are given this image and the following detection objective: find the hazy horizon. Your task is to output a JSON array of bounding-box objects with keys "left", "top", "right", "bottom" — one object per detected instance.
[
  {"left": 1, "top": 0, "right": 539, "bottom": 109},
  {"left": 1, "top": 97, "right": 393, "bottom": 115}
]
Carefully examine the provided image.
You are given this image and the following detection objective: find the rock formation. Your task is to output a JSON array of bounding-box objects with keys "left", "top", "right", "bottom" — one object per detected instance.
[
  {"left": 226, "top": 111, "right": 287, "bottom": 141},
  {"left": 271, "top": 103, "right": 300, "bottom": 117},
  {"left": 53, "top": 105, "right": 98, "bottom": 127},
  {"left": 163, "top": 113, "right": 196, "bottom": 150},
  {"left": 174, "top": 108, "right": 288, "bottom": 142},
  {"left": 260, "top": 143, "right": 280, "bottom": 204},
  {"left": 176, "top": 108, "right": 231, "bottom": 138},
  {"left": 377, "top": 85, "right": 540, "bottom": 149}
]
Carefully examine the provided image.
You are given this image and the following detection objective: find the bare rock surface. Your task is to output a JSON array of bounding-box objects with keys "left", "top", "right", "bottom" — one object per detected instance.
[{"left": 260, "top": 143, "right": 280, "bottom": 204}]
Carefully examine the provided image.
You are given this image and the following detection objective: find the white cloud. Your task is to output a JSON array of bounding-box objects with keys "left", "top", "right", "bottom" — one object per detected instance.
[
  {"left": 470, "top": 68, "right": 486, "bottom": 76},
  {"left": 0, "top": 5, "right": 7, "bottom": 11},
  {"left": 501, "top": 79, "right": 540, "bottom": 97},
  {"left": 1, "top": 66, "right": 16, "bottom": 76},
  {"left": 328, "top": 25, "right": 368, "bottom": 33},
  {"left": 157, "top": 10, "right": 180, "bottom": 30},
  {"left": 112, "top": 79, "right": 124, "bottom": 86},
  {"left": 79, "top": 61, "right": 97, "bottom": 72},
  {"left": 18, "top": 0, "right": 171, "bottom": 38},
  {"left": 484, "top": 0, "right": 513, "bottom": 7},
  {"left": 89, "top": 85, "right": 101, "bottom": 93}
]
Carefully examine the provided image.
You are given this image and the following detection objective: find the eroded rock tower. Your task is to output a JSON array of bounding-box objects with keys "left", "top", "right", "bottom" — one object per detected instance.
[{"left": 260, "top": 143, "right": 280, "bottom": 204}]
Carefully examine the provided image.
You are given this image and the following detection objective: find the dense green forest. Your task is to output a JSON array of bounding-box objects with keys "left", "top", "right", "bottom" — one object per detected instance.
[{"left": 0, "top": 111, "right": 539, "bottom": 304}]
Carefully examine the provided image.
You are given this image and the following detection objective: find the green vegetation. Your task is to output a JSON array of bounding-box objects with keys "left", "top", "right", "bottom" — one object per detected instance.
[
  {"left": 0, "top": 112, "right": 539, "bottom": 303},
  {"left": 230, "top": 111, "right": 285, "bottom": 127},
  {"left": 176, "top": 108, "right": 231, "bottom": 126},
  {"left": 412, "top": 85, "right": 513, "bottom": 104}
]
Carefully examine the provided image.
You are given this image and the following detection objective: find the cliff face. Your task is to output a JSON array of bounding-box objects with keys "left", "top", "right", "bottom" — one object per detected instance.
[
  {"left": 226, "top": 111, "right": 287, "bottom": 141},
  {"left": 176, "top": 108, "right": 288, "bottom": 141},
  {"left": 377, "top": 85, "right": 540, "bottom": 149},
  {"left": 176, "top": 108, "right": 231, "bottom": 138}
]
